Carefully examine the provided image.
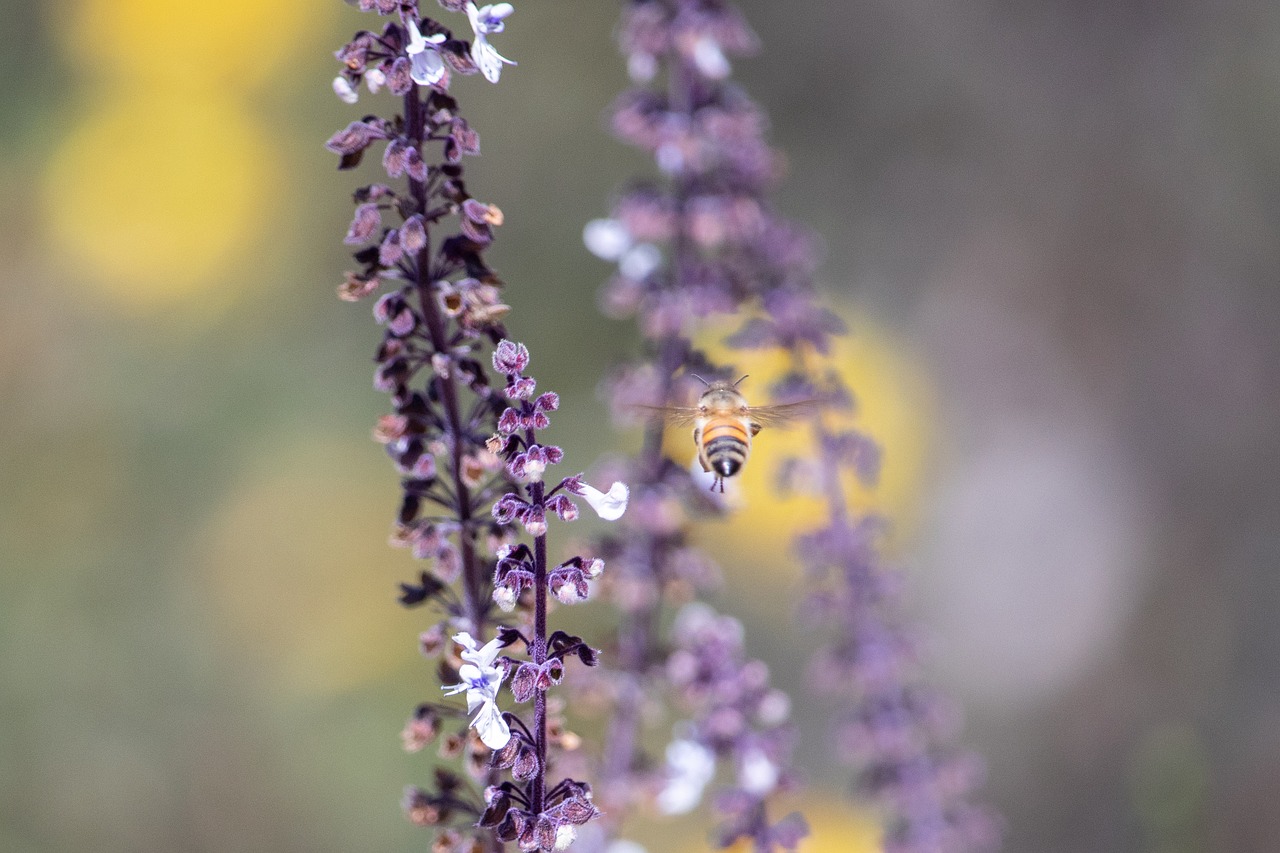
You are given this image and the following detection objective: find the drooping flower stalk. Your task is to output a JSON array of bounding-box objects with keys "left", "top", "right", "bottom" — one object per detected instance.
[{"left": 329, "top": 4, "right": 619, "bottom": 850}]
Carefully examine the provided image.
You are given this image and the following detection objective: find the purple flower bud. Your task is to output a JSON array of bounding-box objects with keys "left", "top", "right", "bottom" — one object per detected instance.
[
  {"left": 451, "top": 117, "right": 481, "bottom": 155},
  {"left": 492, "top": 339, "right": 530, "bottom": 375},
  {"left": 378, "top": 229, "right": 404, "bottom": 266},
  {"left": 507, "top": 376, "right": 537, "bottom": 399},
  {"left": 373, "top": 291, "right": 401, "bottom": 325},
  {"left": 534, "top": 391, "right": 559, "bottom": 412},
  {"left": 386, "top": 55, "right": 414, "bottom": 95},
  {"left": 382, "top": 138, "right": 408, "bottom": 178},
  {"left": 387, "top": 304, "right": 416, "bottom": 337},
  {"left": 533, "top": 815, "right": 556, "bottom": 851},
  {"left": 497, "top": 407, "right": 521, "bottom": 435},
  {"left": 405, "top": 146, "right": 428, "bottom": 181},
  {"left": 344, "top": 203, "right": 382, "bottom": 244},
  {"left": 399, "top": 214, "right": 427, "bottom": 254},
  {"left": 337, "top": 271, "right": 380, "bottom": 302},
  {"left": 549, "top": 567, "right": 589, "bottom": 604},
  {"left": 510, "top": 662, "right": 539, "bottom": 703},
  {"left": 513, "top": 742, "right": 541, "bottom": 782},
  {"left": 545, "top": 494, "right": 578, "bottom": 522},
  {"left": 521, "top": 504, "right": 546, "bottom": 537},
  {"left": 325, "top": 120, "right": 385, "bottom": 155},
  {"left": 538, "top": 659, "right": 564, "bottom": 689},
  {"left": 492, "top": 493, "right": 526, "bottom": 524}
]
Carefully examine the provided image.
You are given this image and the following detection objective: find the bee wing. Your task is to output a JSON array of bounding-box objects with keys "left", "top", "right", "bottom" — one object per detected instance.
[
  {"left": 747, "top": 400, "right": 821, "bottom": 429},
  {"left": 626, "top": 404, "right": 703, "bottom": 427}
]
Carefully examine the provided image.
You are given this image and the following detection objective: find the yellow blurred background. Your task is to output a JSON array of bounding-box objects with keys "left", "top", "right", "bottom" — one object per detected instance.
[{"left": 4, "top": 1, "right": 1280, "bottom": 851}]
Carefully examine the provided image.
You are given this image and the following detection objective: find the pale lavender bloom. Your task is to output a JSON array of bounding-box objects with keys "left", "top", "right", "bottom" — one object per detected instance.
[
  {"left": 467, "top": 2, "right": 517, "bottom": 83},
  {"left": 656, "top": 739, "right": 716, "bottom": 815},
  {"left": 406, "top": 19, "right": 447, "bottom": 86},
  {"left": 574, "top": 481, "right": 630, "bottom": 520},
  {"left": 442, "top": 632, "right": 511, "bottom": 749},
  {"left": 332, "top": 75, "right": 359, "bottom": 104}
]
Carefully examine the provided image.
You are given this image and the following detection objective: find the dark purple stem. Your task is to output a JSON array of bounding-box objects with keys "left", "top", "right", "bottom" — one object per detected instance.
[
  {"left": 529, "top": 476, "right": 549, "bottom": 815},
  {"left": 404, "top": 86, "right": 486, "bottom": 637}
]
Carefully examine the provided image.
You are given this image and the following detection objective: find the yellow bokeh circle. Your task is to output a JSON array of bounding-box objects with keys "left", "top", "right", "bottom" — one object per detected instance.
[
  {"left": 679, "top": 798, "right": 883, "bottom": 853},
  {"left": 683, "top": 309, "right": 935, "bottom": 580},
  {"left": 62, "top": 0, "right": 328, "bottom": 87},
  {"left": 42, "top": 90, "right": 275, "bottom": 306}
]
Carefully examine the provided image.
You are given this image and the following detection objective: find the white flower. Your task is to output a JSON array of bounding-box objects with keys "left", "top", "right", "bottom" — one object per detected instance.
[
  {"left": 583, "top": 218, "right": 631, "bottom": 261},
  {"left": 365, "top": 67, "right": 386, "bottom": 93},
  {"left": 407, "top": 19, "right": 448, "bottom": 86},
  {"left": 442, "top": 632, "right": 511, "bottom": 749},
  {"left": 332, "top": 76, "right": 358, "bottom": 104},
  {"left": 656, "top": 739, "right": 716, "bottom": 815},
  {"left": 553, "top": 824, "right": 577, "bottom": 851},
  {"left": 691, "top": 36, "right": 731, "bottom": 79},
  {"left": 579, "top": 481, "right": 629, "bottom": 521},
  {"left": 619, "top": 243, "right": 662, "bottom": 280},
  {"left": 467, "top": 2, "right": 517, "bottom": 83},
  {"left": 738, "top": 747, "right": 779, "bottom": 796}
]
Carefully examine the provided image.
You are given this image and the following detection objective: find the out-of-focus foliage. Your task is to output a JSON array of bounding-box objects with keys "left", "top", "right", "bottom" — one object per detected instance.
[{"left": 3, "top": 0, "right": 1279, "bottom": 851}]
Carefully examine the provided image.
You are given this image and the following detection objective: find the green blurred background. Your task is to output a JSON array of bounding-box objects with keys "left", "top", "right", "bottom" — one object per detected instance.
[{"left": 3, "top": 1, "right": 1279, "bottom": 851}]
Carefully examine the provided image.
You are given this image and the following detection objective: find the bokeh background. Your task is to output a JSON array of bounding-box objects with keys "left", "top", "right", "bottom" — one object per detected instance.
[{"left": 3, "top": 1, "right": 1279, "bottom": 851}]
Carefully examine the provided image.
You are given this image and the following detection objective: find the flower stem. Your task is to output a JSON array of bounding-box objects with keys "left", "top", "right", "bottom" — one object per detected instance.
[
  {"left": 530, "top": 478, "right": 549, "bottom": 815},
  {"left": 404, "top": 86, "right": 486, "bottom": 637}
]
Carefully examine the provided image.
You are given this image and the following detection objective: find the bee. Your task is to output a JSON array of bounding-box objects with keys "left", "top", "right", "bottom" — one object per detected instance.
[{"left": 635, "top": 376, "right": 816, "bottom": 493}]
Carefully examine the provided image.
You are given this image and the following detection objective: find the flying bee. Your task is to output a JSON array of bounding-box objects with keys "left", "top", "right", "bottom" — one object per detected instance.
[{"left": 633, "top": 375, "right": 816, "bottom": 493}]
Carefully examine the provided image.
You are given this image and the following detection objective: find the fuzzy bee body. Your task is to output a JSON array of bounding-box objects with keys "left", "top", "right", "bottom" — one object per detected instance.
[
  {"left": 691, "top": 386, "right": 760, "bottom": 487},
  {"left": 634, "top": 377, "right": 814, "bottom": 493}
]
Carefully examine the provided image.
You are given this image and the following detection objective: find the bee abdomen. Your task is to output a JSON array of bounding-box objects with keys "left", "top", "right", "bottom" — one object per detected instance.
[{"left": 704, "top": 436, "right": 747, "bottom": 478}]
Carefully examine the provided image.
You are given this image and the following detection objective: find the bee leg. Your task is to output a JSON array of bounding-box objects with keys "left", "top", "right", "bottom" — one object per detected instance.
[{"left": 749, "top": 421, "right": 762, "bottom": 436}]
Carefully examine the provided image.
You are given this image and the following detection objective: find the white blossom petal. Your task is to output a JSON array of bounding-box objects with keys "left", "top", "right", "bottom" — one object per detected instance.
[
  {"left": 739, "top": 747, "right": 779, "bottom": 796},
  {"left": 619, "top": 243, "right": 662, "bottom": 280},
  {"left": 553, "top": 824, "right": 577, "bottom": 851},
  {"left": 410, "top": 50, "right": 446, "bottom": 86},
  {"left": 579, "top": 481, "right": 629, "bottom": 521},
  {"left": 467, "top": 2, "right": 516, "bottom": 83},
  {"left": 333, "top": 76, "right": 358, "bottom": 104},
  {"left": 691, "top": 36, "right": 731, "bottom": 79},
  {"left": 472, "top": 39, "right": 515, "bottom": 83},
  {"left": 472, "top": 700, "right": 511, "bottom": 749},
  {"left": 407, "top": 18, "right": 428, "bottom": 52},
  {"left": 656, "top": 739, "right": 715, "bottom": 815},
  {"left": 455, "top": 632, "right": 503, "bottom": 669},
  {"left": 475, "top": 3, "right": 515, "bottom": 32},
  {"left": 583, "top": 218, "right": 631, "bottom": 261},
  {"left": 406, "top": 19, "right": 447, "bottom": 86}
]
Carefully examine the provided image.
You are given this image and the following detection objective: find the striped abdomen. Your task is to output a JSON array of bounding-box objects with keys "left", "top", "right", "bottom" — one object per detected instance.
[{"left": 699, "top": 417, "right": 752, "bottom": 478}]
